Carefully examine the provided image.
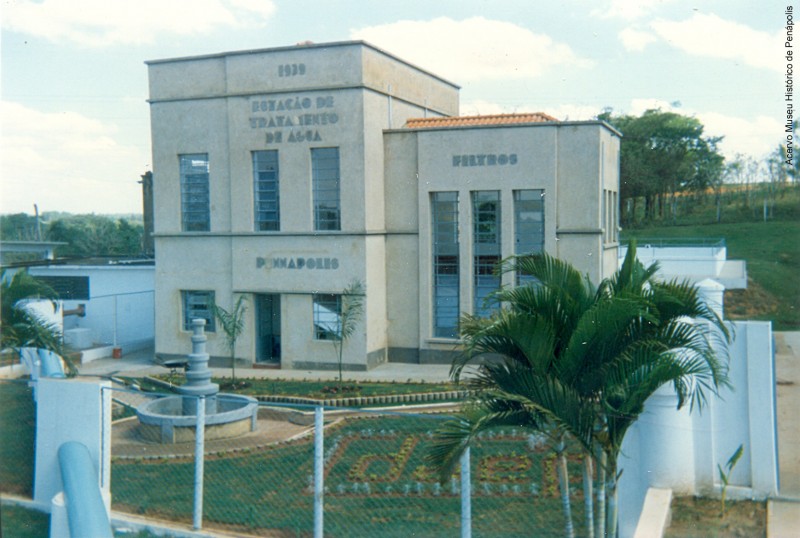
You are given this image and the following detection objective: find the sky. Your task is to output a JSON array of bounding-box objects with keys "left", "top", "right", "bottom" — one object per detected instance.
[{"left": 0, "top": 0, "right": 788, "bottom": 215}]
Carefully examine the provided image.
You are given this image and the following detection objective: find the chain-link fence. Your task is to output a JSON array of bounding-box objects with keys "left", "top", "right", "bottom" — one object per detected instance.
[
  {"left": 105, "top": 385, "right": 589, "bottom": 537},
  {"left": 1, "top": 378, "right": 589, "bottom": 537},
  {"left": 0, "top": 379, "right": 36, "bottom": 499}
]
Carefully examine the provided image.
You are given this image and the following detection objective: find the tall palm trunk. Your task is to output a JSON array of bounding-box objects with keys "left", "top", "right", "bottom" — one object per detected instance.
[
  {"left": 605, "top": 460, "right": 619, "bottom": 538},
  {"left": 595, "top": 451, "right": 606, "bottom": 538},
  {"left": 555, "top": 439, "right": 575, "bottom": 538},
  {"left": 583, "top": 455, "right": 595, "bottom": 538}
]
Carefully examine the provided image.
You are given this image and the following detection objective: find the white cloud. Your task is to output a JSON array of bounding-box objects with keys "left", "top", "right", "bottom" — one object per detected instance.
[
  {"left": 1, "top": 0, "right": 276, "bottom": 47},
  {"left": 459, "top": 100, "right": 512, "bottom": 116},
  {"left": 351, "top": 17, "right": 591, "bottom": 82},
  {"left": 459, "top": 100, "right": 602, "bottom": 121},
  {"left": 650, "top": 13, "right": 781, "bottom": 72},
  {"left": 460, "top": 97, "right": 781, "bottom": 160},
  {"left": 593, "top": 0, "right": 677, "bottom": 21},
  {"left": 697, "top": 112, "right": 783, "bottom": 159},
  {"left": 0, "top": 102, "right": 147, "bottom": 214},
  {"left": 618, "top": 27, "right": 657, "bottom": 51}
]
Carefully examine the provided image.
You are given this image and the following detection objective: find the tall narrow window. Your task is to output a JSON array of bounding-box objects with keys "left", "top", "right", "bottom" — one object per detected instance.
[
  {"left": 253, "top": 150, "right": 280, "bottom": 231},
  {"left": 180, "top": 154, "right": 210, "bottom": 232},
  {"left": 182, "top": 290, "right": 215, "bottom": 331},
  {"left": 432, "top": 192, "right": 459, "bottom": 338},
  {"left": 472, "top": 191, "right": 501, "bottom": 317},
  {"left": 603, "top": 190, "right": 618, "bottom": 243},
  {"left": 311, "top": 148, "right": 340, "bottom": 231},
  {"left": 514, "top": 189, "right": 545, "bottom": 284}
]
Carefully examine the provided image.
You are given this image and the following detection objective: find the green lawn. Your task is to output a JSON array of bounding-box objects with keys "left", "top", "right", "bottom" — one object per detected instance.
[
  {"left": 112, "top": 415, "right": 586, "bottom": 538},
  {"left": 0, "top": 381, "right": 35, "bottom": 497},
  {"left": 0, "top": 505, "right": 50, "bottom": 538}
]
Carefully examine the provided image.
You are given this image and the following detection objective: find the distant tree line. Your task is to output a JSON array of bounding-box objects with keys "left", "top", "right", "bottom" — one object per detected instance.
[
  {"left": 0, "top": 213, "right": 144, "bottom": 259},
  {"left": 599, "top": 109, "right": 797, "bottom": 227}
]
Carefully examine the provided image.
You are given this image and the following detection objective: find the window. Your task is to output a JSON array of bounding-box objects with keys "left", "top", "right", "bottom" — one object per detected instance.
[
  {"left": 253, "top": 150, "right": 280, "bottom": 231},
  {"left": 36, "top": 276, "right": 90, "bottom": 300},
  {"left": 313, "top": 294, "right": 341, "bottom": 340},
  {"left": 180, "top": 154, "right": 210, "bottom": 232},
  {"left": 311, "top": 148, "right": 341, "bottom": 231},
  {"left": 603, "top": 189, "right": 618, "bottom": 244},
  {"left": 472, "top": 191, "right": 501, "bottom": 317},
  {"left": 432, "top": 192, "right": 459, "bottom": 338},
  {"left": 514, "top": 189, "right": 545, "bottom": 284},
  {"left": 182, "top": 290, "right": 215, "bottom": 331}
]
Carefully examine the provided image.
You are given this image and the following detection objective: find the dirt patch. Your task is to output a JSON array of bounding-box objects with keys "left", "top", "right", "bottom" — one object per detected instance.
[
  {"left": 665, "top": 496, "right": 766, "bottom": 538},
  {"left": 724, "top": 278, "right": 778, "bottom": 320}
]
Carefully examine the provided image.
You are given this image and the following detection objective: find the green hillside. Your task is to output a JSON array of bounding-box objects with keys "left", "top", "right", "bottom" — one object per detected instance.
[{"left": 621, "top": 188, "right": 799, "bottom": 330}]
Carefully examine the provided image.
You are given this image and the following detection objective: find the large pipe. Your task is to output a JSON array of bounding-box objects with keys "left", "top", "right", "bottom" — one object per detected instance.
[
  {"left": 57, "top": 442, "right": 113, "bottom": 538},
  {"left": 62, "top": 304, "right": 86, "bottom": 317}
]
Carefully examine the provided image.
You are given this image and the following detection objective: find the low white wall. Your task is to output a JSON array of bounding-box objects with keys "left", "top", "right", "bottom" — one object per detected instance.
[
  {"left": 34, "top": 378, "right": 112, "bottom": 513},
  {"left": 619, "top": 245, "right": 727, "bottom": 282},
  {"left": 618, "top": 320, "right": 778, "bottom": 536}
]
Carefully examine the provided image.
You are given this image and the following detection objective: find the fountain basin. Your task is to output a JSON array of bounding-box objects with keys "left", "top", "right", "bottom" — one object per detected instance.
[{"left": 136, "top": 394, "right": 258, "bottom": 444}]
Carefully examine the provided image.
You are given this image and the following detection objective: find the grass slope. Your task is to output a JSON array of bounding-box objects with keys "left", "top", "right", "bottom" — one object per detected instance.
[{"left": 622, "top": 219, "right": 799, "bottom": 330}]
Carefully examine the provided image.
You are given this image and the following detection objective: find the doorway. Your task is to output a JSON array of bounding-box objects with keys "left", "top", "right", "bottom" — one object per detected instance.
[{"left": 256, "top": 294, "right": 281, "bottom": 364}]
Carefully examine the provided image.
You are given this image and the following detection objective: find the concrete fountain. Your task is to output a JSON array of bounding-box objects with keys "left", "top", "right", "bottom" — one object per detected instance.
[{"left": 136, "top": 319, "right": 258, "bottom": 444}]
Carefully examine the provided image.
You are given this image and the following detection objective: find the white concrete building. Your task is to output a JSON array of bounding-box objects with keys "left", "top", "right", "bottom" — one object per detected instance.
[
  {"left": 148, "top": 41, "right": 620, "bottom": 370},
  {"left": 27, "top": 262, "right": 155, "bottom": 360}
]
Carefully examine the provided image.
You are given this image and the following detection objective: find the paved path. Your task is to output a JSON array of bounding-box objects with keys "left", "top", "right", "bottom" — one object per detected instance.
[
  {"left": 770, "top": 331, "right": 800, "bottom": 537},
  {"left": 79, "top": 348, "right": 462, "bottom": 461},
  {"left": 77, "top": 347, "right": 457, "bottom": 384}
]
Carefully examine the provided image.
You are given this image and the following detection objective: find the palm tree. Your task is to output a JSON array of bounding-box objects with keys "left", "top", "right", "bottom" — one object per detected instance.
[
  {"left": 214, "top": 295, "right": 248, "bottom": 388},
  {"left": 427, "top": 243, "right": 730, "bottom": 537},
  {"left": 332, "top": 279, "right": 365, "bottom": 389},
  {"left": 1, "top": 269, "right": 74, "bottom": 374},
  {"left": 429, "top": 255, "right": 602, "bottom": 537},
  {"left": 590, "top": 244, "right": 731, "bottom": 535}
]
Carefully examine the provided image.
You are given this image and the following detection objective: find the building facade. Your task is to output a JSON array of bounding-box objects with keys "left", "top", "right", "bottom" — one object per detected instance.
[{"left": 148, "top": 41, "right": 620, "bottom": 370}]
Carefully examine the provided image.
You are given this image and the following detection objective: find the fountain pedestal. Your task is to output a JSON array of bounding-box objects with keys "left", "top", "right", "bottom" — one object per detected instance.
[
  {"left": 135, "top": 318, "right": 258, "bottom": 444},
  {"left": 177, "top": 319, "right": 219, "bottom": 415}
]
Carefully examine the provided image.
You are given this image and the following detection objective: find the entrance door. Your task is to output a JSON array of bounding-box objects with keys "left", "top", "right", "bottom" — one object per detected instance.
[{"left": 256, "top": 294, "right": 281, "bottom": 364}]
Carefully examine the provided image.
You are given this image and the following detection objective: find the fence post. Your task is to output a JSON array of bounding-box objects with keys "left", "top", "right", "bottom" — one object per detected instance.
[
  {"left": 314, "top": 406, "right": 324, "bottom": 538},
  {"left": 193, "top": 396, "right": 205, "bottom": 530},
  {"left": 461, "top": 447, "right": 471, "bottom": 538}
]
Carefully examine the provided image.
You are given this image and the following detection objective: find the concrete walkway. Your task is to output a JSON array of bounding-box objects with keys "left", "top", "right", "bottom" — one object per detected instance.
[
  {"left": 76, "top": 347, "right": 456, "bottom": 384},
  {"left": 770, "top": 332, "right": 800, "bottom": 537}
]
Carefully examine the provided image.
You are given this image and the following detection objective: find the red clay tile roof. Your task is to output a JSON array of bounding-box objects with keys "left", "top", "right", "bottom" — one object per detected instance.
[{"left": 405, "top": 112, "right": 558, "bottom": 129}]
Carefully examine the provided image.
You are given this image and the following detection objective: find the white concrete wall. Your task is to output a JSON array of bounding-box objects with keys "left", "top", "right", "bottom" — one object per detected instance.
[
  {"left": 618, "top": 320, "right": 778, "bottom": 535},
  {"left": 34, "top": 378, "right": 112, "bottom": 512},
  {"left": 618, "top": 244, "right": 737, "bottom": 285}
]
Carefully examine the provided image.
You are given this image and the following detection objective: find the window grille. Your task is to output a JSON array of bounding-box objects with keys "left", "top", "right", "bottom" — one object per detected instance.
[
  {"left": 472, "top": 191, "right": 500, "bottom": 316},
  {"left": 313, "top": 294, "right": 341, "bottom": 340},
  {"left": 514, "top": 189, "right": 545, "bottom": 284},
  {"left": 432, "top": 192, "right": 459, "bottom": 338},
  {"left": 253, "top": 151, "right": 280, "bottom": 231},
  {"left": 182, "top": 290, "right": 215, "bottom": 331},
  {"left": 311, "top": 148, "right": 340, "bottom": 231},
  {"left": 180, "top": 154, "right": 210, "bottom": 232}
]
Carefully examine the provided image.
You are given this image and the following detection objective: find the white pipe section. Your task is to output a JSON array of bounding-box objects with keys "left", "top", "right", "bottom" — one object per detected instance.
[
  {"left": 461, "top": 447, "right": 471, "bottom": 538},
  {"left": 314, "top": 406, "right": 324, "bottom": 538},
  {"left": 193, "top": 396, "right": 205, "bottom": 530}
]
